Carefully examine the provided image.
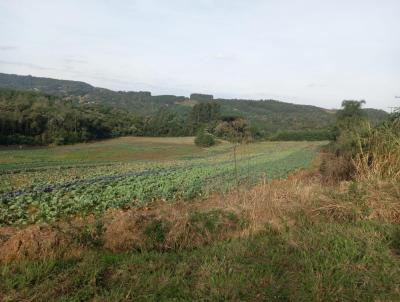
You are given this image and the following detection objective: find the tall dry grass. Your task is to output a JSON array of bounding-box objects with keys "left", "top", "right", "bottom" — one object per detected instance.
[{"left": 353, "top": 123, "right": 400, "bottom": 181}]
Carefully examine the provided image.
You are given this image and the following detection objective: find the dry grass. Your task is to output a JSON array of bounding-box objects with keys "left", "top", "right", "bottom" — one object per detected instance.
[
  {"left": 363, "top": 181, "right": 400, "bottom": 223},
  {"left": 102, "top": 199, "right": 243, "bottom": 251},
  {"left": 0, "top": 225, "right": 77, "bottom": 263},
  {"left": 353, "top": 124, "right": 400, "bottom": 181},
  {"left": 103, "top": 209, "right": 161, "bottom": 251},
  {"left": 320, "top": 153, "right": 355, "bottom": 183}
]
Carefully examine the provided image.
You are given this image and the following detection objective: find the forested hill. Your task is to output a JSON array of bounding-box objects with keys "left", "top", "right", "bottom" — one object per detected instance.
[
  {"left": 0, "top": 73, "right": 388, "bottom": 133},
  {"left": 0, "top": 73, "right": 94, "bottom": 96}
]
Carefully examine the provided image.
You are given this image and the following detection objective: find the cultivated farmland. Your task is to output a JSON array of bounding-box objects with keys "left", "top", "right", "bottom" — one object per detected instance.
[{"left": 0, "top": 137, "right": 324, "bottom": 225}]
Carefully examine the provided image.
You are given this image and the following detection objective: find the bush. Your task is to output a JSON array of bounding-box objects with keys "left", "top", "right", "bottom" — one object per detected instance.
[{"left": 195, "top": 131, "right": 215, "bottom": 147}]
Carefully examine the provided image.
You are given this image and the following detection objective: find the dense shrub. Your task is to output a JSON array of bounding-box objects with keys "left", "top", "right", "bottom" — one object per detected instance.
[{"left": 195, "top": 131, "right": 215, "bottom": 147}]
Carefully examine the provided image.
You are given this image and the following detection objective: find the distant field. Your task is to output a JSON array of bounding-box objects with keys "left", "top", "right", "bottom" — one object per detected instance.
[
  {"left": 0, "top": 137, "right": 325, "bottom": 225},
  {"left": 0, "top": 137, "right": 208, "bottom": 166}
]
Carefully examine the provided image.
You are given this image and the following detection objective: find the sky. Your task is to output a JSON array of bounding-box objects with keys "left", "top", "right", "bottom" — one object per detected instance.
[{"left": 0, "top": 0, "right": 399, "bottom": 110}]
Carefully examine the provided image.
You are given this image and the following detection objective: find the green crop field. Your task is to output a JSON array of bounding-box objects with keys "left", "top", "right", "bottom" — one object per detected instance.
[{"left": 0, "top": 137, "right": 325, "bottom": 226}]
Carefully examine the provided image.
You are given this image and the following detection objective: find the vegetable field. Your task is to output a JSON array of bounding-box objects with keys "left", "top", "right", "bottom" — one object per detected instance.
[{"left": 0, "top": 137, "right": 325, "bottom": 225}]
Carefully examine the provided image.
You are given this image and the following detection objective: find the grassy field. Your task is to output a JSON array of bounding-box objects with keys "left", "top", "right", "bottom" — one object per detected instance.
[
  {"left": 1, "top": 137, "right": 399, "bottom": 301},
  {"left": 0, "top": 137, "right": 206, "bottom": 166}
]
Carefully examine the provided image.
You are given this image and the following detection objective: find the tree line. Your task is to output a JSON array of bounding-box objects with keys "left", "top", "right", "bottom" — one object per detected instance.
[
  {"left": 4, "top": 88, "right": 387, "bottom": 146},
  {"left": 0, "top": 89, "right": 258, "bottom": 145}
]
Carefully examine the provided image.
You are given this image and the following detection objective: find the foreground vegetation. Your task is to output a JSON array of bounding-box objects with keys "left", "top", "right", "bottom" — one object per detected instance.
[
  {"left": 0, "top": 100, "right": 399, "bottom": 301},
  {"left": 0, "top": 166, "right": 399, "bottom": 301}
]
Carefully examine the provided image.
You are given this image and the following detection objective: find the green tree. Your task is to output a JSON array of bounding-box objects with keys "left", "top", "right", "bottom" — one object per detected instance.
[
  {"left": 336, "top": 100, "right": 367, "bottom": 132},
  {"left": 334, "top": 100, "right": 370, "bottom": 157},
  {"left": 214, "top": 117, "right": 251, "bottom": 143}
]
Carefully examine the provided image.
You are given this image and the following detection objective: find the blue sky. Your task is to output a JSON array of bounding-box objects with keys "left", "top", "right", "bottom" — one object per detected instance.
[{"left": 0, "top": 0, "right": 399, "bottom": 110}]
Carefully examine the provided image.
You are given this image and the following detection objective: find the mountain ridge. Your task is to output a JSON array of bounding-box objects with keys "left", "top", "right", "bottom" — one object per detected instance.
[{"left": 0, "top": 72, "right": 388, "bottom": 134}]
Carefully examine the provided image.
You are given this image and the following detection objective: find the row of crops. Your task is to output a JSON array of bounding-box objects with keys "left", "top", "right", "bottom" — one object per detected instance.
[{"left": 0, "top": 141, "right": 323, "bottom": 225}]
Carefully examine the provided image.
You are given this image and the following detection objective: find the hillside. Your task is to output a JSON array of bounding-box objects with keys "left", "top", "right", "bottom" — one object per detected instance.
[
  {"left": 0, "top": 73, "right": 94, "bottom": 96},
  {"left": 0, "top": 73, "right": 388, "bottom": 134}
]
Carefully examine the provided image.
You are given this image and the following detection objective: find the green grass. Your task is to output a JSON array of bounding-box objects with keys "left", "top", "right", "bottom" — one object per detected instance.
[
  {"left": 1, "top": 215, "right": 399, "bottom": 301},
  {"left": 0, "top": 137, "right": 208, "bottom": 167}
]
